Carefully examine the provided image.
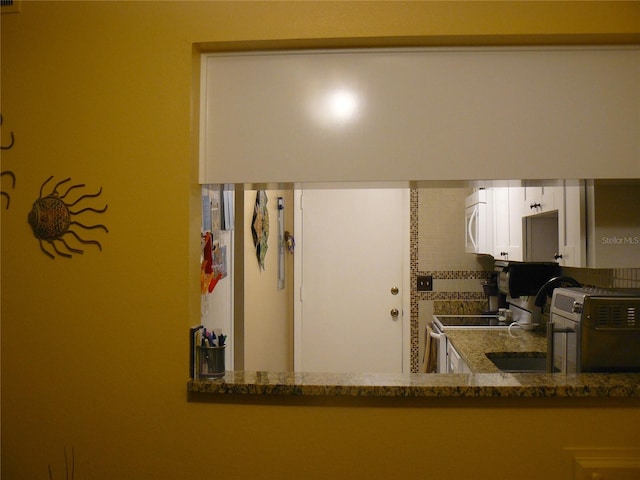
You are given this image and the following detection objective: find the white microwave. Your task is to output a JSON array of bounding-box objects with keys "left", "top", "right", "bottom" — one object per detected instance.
[{"left": 465, "top": 189, "right": 492, "bottom": 255}]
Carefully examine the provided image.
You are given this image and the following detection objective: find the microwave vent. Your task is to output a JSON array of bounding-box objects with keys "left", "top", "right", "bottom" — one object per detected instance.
[{"left": 594, "top": 304, "right": 638, "bottom": 329}]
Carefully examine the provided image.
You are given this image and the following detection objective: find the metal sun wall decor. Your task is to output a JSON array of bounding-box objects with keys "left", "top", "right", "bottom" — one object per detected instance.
[
  {"left": 251, "top": 190, "right": 269, "bottom": 269},
  {"left": 28, "top": 176, "right": 109, "bottom": 259},
  {"left": 1, "top": 114, "right": 16, "bottom": 209}
]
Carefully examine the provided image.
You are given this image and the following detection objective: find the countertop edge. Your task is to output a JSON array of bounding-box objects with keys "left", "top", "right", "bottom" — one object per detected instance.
[{"left": 187, "top": 371, "right": 640, "bottom": 399}]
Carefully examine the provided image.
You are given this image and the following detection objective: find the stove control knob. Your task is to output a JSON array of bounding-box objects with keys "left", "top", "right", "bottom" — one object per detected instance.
[{"left": 572, "top": 301, "right": 583, "bottom": 314}]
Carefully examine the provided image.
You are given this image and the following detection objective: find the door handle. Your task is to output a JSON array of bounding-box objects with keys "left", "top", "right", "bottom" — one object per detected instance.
[
  {"left": 390, "top": 308, "right": 400, "bottom": 319},
  {"left": 429, "top": 330, "right": 443, "bottom": 340}
]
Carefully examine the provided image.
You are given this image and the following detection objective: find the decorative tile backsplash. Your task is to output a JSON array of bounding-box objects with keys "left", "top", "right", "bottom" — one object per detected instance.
[
  {"left": 613, "top": 268, "right": 640, "bottom": 288},
  {"left": 563, "top": 267, "right": 640, "bottom": 289},
  {"left": 410, "top": 188, "right": 492, "bottom": 372}
]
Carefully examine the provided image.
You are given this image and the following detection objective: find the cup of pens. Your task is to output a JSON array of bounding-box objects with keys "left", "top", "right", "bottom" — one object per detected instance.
[
  {"left": 196, "top": 329, "right": 227, "bottom": 378},
  {"left": 197, "top": 345, "right": 225, "bottom": 378}
]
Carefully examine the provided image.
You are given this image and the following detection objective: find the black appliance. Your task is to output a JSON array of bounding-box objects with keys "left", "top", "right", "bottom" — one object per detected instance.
[
  {"left": 495, "top": 260, "right": 561, "bottom": 298},
  {"left": 482, "top": 272, "right": 499, "bottom": 314}
]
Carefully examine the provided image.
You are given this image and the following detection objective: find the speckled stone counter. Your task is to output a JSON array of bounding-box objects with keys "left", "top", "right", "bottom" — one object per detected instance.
[
  {"left": 445, "top": 328, "right": 548, "bottom": 373},
  {"left": 188, "top": 370, "right": 640, "bottom": 399}
]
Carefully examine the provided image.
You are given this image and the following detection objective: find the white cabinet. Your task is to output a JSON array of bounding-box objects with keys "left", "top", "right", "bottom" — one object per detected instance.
[
  {"left": 522, "top": 180, "right": 640, "bottom": 268},
  {"left": 472, "top": 181, "right": 639, "bottom": 268},
  {"left": 493, "top": 185, "right": 524, "bottom": 261},
  {"left": 557, "top": 181, "right": 586, "bottom": 267},
  {"left": 447, "top": 342, "right": 471, "bottom": 374},
  {"left": 523, "top": 182, "right": 585, "bottom": 267},
  {"left": 523, "top": 183, "right": 559, "bottom": 215}
]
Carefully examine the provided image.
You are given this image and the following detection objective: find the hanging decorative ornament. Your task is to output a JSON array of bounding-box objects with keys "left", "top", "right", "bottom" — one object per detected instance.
[
  {"left": 1, "top": 114, "right": 16, "bottom": 209},
  {"left": 251, "top": 190, "right": 269, "bottom": 269},
  {"left": 28, "top": 176, "right": 108, "bottom": 259},
  {"left": 1, "top": 171, "right": 15, "bottom": 210}
]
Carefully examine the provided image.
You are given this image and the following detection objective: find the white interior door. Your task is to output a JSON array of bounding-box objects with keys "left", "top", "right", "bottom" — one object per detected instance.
[{"left": 294, "top": 188, "right": 408, "bottom": 374}]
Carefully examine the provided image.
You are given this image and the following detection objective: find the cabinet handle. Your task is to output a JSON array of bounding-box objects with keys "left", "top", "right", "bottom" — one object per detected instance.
[
  {"left": 554, "top": 253, "right": 563, "bottom": 260},
  {"left": 530, "top": 202, "right": 541, "bottom": 209}
]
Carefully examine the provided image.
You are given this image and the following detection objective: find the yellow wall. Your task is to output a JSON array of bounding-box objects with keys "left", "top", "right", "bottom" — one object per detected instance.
[
  {"left": 243, "top": 189, "right": 294, "bottom": 371},
  {"left": 2, "top": 2, "right": 639, "bottom": 478}
]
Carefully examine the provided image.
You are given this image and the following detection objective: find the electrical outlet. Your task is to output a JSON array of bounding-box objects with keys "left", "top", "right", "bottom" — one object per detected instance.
[{"left": 417, "top": 275, "right": 433, "bottom": 292}]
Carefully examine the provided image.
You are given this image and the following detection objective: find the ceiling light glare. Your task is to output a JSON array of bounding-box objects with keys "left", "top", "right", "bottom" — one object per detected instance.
[{"left": 326, "top": 89, "right": 359, "bottom": 123}]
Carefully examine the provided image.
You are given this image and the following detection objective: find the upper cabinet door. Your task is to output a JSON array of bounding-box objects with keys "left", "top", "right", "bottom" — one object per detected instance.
[
  {"left": 493, "top": 186, "right": 524, "bottom": 261},
  {"left": 523, "top": 184, "right": 558, "bottom": 215},
  {"left": 557, "top": 182, "right": 587, "bottom": 267}
]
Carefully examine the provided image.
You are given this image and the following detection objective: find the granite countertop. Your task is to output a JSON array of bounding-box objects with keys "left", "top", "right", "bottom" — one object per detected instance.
[
  {"left": 188, "top": 370, "right": 640, "bottom": 399},
  {"left": 445, "top": 328, "right": 548, "bottom": 373},
  {"left": 188, "top": 328, "right": 640, "bottom": 400}
]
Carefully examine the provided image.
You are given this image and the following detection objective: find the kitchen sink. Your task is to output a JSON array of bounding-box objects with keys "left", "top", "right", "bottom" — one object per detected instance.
[{"left": 486, "top": 353, "right": 547, "bottom": 373}]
